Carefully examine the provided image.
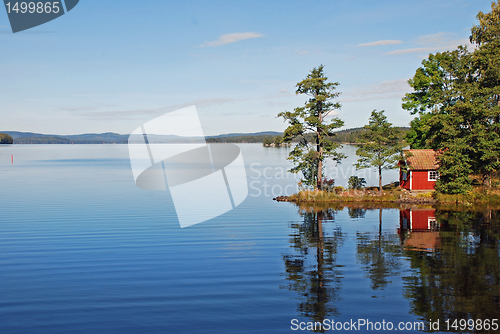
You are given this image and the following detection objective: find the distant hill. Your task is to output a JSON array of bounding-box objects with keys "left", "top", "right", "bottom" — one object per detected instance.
[
  {"left": 2, "top": 130, "right": 283, "bottom": 144},
  {"left": 64, "top": 132, "right": 129, "bottom": 143},
  {"left": 2, "top": 131, "right": 128, "bottom": 144},
  {"left": 0, "top": 128, "right": 410, "bottom": 144}
]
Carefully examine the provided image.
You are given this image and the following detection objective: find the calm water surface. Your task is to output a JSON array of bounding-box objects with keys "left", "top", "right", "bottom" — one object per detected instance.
[{"left": 0, "top": 144, "right": 498, "bottom": 333}]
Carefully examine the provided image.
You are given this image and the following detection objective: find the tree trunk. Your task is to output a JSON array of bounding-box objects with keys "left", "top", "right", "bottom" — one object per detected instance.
[
  {"left": 316, "top": 211, "right": 325, "bottom": 306},
  {"left": 379, "top": 208, "right": 382, "bottom": 233},
  {"left": 497, "top": 97, "right": 500, "bottom": 123},
  {"left": 484, "top": 173, "right": 491, "bottom": 188},
  {"left": 317, "top": 126, "right": 323, "bottom": 190},
  {"left": 378, "top": 165, "right": 382, "bottom": 193},
  {"left": 317, "top": 157, "right": 323, "bottom": 190},
  {"left": 378, "top": 208, "right": 383, "bottom": 248}
]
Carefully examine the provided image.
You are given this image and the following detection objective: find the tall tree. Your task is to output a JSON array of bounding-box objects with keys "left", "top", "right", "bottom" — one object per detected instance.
[
  {"left": 402, "top": 48, "right": 477, "bottom": 193},
  {"left": 278, "top": 65, "right": 345, "bottom": 190},
  {"left": 402, "top": 1, "right": 500, "bottom": 192},
  {"left": 355, "top": 110, "right": 403, "bottom": 193},
  {"left": 469, "top": 1, "right": 500, "bottom": 187}
]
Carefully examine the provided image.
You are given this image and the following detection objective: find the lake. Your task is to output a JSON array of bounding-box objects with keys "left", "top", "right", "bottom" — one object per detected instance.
[{"left": 0, "top": 144, "right": 498, "bottom": 333}]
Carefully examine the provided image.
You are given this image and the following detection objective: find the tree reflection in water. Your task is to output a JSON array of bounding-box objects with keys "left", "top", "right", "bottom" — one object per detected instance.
[
  {"left": 282, "top": 204, "right": 500, "bottom": 333},
  {"left": 402, "top": 209, "right": 500, "bottom": 327},
  {"left": 356, "top": 208, "right": 403, "bottom": 292},
  {"left": 348, "top": 207, "right": 367, "bottom": 219},
  {"left": 281, "top": 204, "right": 344, "bottom": 330}
]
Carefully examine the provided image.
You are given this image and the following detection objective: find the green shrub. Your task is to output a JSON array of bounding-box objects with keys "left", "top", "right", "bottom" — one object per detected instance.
[{"left": 348, "top": 176, "right": 366, "bottom": 190}]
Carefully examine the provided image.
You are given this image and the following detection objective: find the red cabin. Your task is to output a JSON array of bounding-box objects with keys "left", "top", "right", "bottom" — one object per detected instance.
[{"left": 399, "top": 149, "right": 439, "bottom": 191}]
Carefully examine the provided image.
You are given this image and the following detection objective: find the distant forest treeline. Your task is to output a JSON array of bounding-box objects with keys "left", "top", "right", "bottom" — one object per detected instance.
[
  {"left": 207, "top": 134, "right": 281, "bottom": 143},
  {"left": 213, "top": 127, "right": 411, "bottom": 145},
  {"left": 0, "top": 128, "right": 410, "bottom": 144},
  {"left": 331, "top": 127, "right": 410, "bottom": 144}
]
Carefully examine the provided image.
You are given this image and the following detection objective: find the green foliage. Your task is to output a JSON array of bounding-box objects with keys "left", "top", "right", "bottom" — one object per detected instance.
[
  {"left": 0, "top": 133, "right": 13, "bottom": 144},
  {"left": 434, "top": 135, "right": 474, "bottom": 194},
  {"left": 402, "top": 49, "right": 477, "bottom": 193},
  {"left": 355, "top": 110, "right": 404, "bottom": 192},
  {"left": 401, "top": 50, "right": 468, "bottom": 116},
  {"left": 278, "top": 65, "right": 346, "bottom": 189},
  {"left": 404, "top": 113, "right": 437, "bottom": 149},
  {"left": 348, "top": 176, "right": 367, "bottom": 190},
  {"left": 402, "top": 1, "right": 500, "bottom": 193}
]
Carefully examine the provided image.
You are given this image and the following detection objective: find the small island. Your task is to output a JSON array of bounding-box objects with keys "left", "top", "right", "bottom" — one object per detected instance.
[
  {"left": 262, "top": 135, "right": 291, "bottom": 147},
  {"left": 0, "top": 133, "right": 13, "bottom": 144}
]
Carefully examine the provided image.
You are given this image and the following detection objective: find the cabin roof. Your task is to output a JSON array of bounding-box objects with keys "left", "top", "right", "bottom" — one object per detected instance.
[{"left": 404, "top": 149, "right": 439, "bottom": 170}]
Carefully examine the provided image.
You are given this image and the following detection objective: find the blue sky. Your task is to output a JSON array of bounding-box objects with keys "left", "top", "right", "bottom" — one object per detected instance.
[{"left": 0, "top": 0, "right": 494, "bottom": 136}]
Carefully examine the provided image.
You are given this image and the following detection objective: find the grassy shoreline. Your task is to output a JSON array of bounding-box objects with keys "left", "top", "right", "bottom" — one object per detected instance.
[{"left": 276, "top": 187, "right": 500, "bottom": 207}]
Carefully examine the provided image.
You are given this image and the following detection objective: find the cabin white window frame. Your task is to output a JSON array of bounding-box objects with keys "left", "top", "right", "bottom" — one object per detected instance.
[
  {"left": 428, "top": 170, "right": 439, "bottom": 181},
  {"left": 428, "top": 217, "right": 438, "bottom": 230}
]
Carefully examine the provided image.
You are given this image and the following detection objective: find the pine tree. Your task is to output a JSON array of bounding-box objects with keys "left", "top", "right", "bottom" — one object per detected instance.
[
  {"left": 278, "top": 65, "right": 345, "bottom": 190},
  {"left": 355, "top": 110, "right": 403, "bottom": 193}
]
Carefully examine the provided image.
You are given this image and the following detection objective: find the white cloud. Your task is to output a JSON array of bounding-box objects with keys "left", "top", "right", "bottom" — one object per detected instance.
[
  {"left": 386, "top": 32, "right": 472, "bottom": 55},
  {"left": 295, "top": 49, "right": 309, "bottom": 55},
  {"left": 200, "top": 32, "right": 264, "bottom": 47},
  {"left": 357, "top": 40, "right": 402, "bottom": 47},
  {"left": 60, "top": 104, "right": 118, "bottom": 112},
  {"left": 73, "top": 98, "right": 239, "bottom": 119},
  {"left": 341, "top": 79, "right": 411, "bottom": 102}
]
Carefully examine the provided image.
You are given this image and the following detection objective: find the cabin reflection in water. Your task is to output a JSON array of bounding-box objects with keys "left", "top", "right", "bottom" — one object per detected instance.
[{"left": 398, "top": 209, "right": 440, "bottom": 251}]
